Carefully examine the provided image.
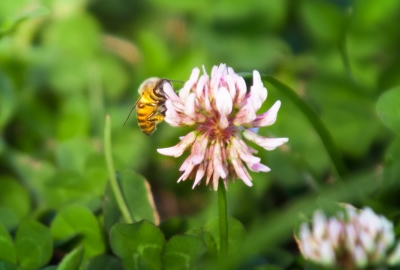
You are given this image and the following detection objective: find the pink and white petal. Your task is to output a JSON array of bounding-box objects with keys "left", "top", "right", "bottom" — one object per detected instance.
[
  {"left": 178, "top": 161, "right": 195, "bottom": 183},
  {"left": 195, "top": 74, "right": 208, "bottom": 101},
  {"left": 235, "top": 77, "right": 247, "bottom": 106},
  {"left": 205, "top": 160, "right": 213, "bottom": 186},
  {"left": 213, "top": 141, "right": 227, "bottom": 179},
  {"left": 157, "top": 131, "right": 196, "bottom": 157},
  {"left": 231, "top": 157, "right": 253, "bottom": 187},
  {"left": 247, "top": 162, "right": 270, "bottom": 172},
  {"left": 243, "top": 130, "right": 288, "bottom": 150},
  {"left": 163, "top": 82, "right": 180, "bottom": 103},
  {"left": 237, "top": 136, "right": 258, "bottom": 154},
  {"left": 226, "top": 73, "right": 236, "bottom": 100},
  {"left": 192, "top": 162, "right": 205, "bottom": 188},
  {"left": 191, "top": 134, "right": 209, "bottom": 164},
  {"left": 249, "top": 70, "right": 267, "bottom": 111},
  {"left": 231, "top": 137, "right": 260, "bottom": 164},
  {"left": 216, "top": 86, "right": 233, "bottom": 117},
  {"left": 233, "top": 101, "right": 257, "bottom": 126},
  {"left": 253, "top": 100, "right": 281, "bottom": 127},
  {"left": 184, "top": 93, "right": 197, "bottom": 118},
  {"left": 180, "top": 67, "right": 200, "bottom": 101}
]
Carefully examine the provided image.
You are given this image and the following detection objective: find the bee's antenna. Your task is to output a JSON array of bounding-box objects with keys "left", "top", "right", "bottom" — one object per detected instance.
[{"left": 123, "top": 97, "right": 140, "bottom": 127}]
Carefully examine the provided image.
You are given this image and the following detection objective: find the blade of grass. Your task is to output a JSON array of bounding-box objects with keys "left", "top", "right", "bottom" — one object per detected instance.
[
  {"left": 261, "top": 75, "right": 347, "bottom": 178},
  {"left": 104, "top": 115, "right": 133, "bottom": 223}
]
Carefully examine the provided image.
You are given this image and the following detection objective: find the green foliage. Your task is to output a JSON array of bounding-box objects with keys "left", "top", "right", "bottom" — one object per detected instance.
[
  {"left": 57, "top": 246, "right": 84, "bottom": 270},
  {"left": 110, "top": 221, "right": 166, "bottom": 270},
  {"left": 376, "top": 86, "right": 400, "bottom": 136},
  {"left": 1, "top": 0, "right": 400, "bottom": 269},
  {"left": 50, "top": 205, "right": 105, "bottom": 259},
  {"left": 0, "top": 224, "right": 15, "bottom": 264},
  {"left": 15, "top": 220, "right": 53, "bottom": 270},
  {"left": 163, "top": 235, "right": 206, "bottom": 270},
  {"left": 0, "top": 177, "right": 30, "bottom": 229}
]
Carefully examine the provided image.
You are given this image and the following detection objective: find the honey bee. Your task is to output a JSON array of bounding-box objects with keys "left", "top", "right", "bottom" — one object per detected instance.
[{"left": 124, "top": 77, "right": 172, "bottom": 135}]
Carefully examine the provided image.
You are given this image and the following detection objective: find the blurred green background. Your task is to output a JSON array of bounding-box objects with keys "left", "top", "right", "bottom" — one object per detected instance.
[{"left": 1, "top": 0, "right": 400, "bottom": 268}]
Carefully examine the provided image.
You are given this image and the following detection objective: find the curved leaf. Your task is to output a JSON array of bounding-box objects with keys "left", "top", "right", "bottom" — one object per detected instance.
[
  {"left": 51, "top": 205, "right": 105, "bottom": 259},
  {"left": 15, "top": 220, "right": 52, "bottom": 270},
  {"left": 110, "top": 221, "right": 166, "bottom": 270},
  {"left": 376, "top": 86, "right": 400, "bottom": 136}
]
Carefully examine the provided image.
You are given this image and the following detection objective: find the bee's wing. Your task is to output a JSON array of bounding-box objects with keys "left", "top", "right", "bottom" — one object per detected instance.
[{"left": 123, "top": 95, "right": 141, "bottom": 127}]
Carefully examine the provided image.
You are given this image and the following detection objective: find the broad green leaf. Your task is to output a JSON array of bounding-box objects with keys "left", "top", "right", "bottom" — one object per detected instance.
[
  {"left": 44, "top": 171, "right": 96, "bottom": 209},
  {"left": 110, "top": 221, "right": 166, "bottom": 270},
  {"left": 0, "top": 6, "right": 49, "bottom": 37},
  {"left": 376, "top": 86, "right": 400, "bottom": 136},
  {"left": 40, "top": 267, "right": 58, "bottom": 270},
  {"left": 0, "top": 261, "right": 17, "bottom": 270},
  {"left": 120, "top": 170, "right": 160, "bottom": 225},
  {"left": 0, "top": 224, "right": 15, "bottom": 264},
  {"left": 85, "top": 255, "right": 124, "bottom": 270},
  {"left": 203, "top": 217, "right": 246, "bottom": 255},
  {"left": 15, "top": 220, "right": 53, "bottom": 270},
  {"left": 0, "top": 72, "right": 15, "bottom": 130},
  {"left": 163, "top": 235, "right": 206, "bottom": 270},
  {"left": 55, "top": 138, "right": 95, "bottom": 173},
  {"left": 58, "top": 246, "right": 84, "bottom": 270},
  {"left": 8, "top": 153, "right": 56, "bottom": 207},
  {"left": 0, "top": 177, "right": 30, "bottom": 229},
  {"left": 51, "top": 205, "right": 105, "bottom": 259},
  {"left": 55, "top": 98, "right": 91, "bottom": 140}
]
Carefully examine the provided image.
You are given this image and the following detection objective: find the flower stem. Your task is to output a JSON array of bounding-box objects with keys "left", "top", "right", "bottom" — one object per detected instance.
[
  {"left": 104, "top": 115, "right": 133, "bottom": 223},
  {"left": 218, "top": 181, "right": 228, "bottom": 256}
]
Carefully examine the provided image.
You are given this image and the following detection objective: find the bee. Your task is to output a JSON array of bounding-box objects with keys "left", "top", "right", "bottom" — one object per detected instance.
[{"left": 124, "top": 77, "right": 172, "bottom": 136}]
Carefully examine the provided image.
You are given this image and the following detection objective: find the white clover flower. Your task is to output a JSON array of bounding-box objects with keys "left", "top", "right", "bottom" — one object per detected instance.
[
  {"left": 157, "top": 64, "right": 288, "bottom": 190},
  {"left": 296, "top": 205, "right": 400, "bottom": 269}
]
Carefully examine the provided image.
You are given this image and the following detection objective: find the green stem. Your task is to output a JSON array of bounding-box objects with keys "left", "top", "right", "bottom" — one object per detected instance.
[
  {"left": 104, "top": 115, "right": 133, "bottom": 223},
  {"left": 261, "top": 76, "right": 347, "bottom": 179},
  {"left": 218, "top": 181, "right": 228, "bottom": 256}
]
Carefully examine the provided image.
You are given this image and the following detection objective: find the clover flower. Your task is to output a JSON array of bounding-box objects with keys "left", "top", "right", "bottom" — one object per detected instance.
[
  {"left": 296, "top": 205, "right": 400, "bottom": 269},
  {"left": 157, "top": 64, "right": 288, "bottom": 190}
]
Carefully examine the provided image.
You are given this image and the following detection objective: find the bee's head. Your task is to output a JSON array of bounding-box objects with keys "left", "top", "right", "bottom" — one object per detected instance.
[{"left": 137, "top": 77, "right": 160, "bottom": 94}]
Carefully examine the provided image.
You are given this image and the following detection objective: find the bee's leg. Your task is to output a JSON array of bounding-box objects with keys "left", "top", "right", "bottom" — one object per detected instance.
[{"left": 146, "top": 111, "right": 164, "bottom": 124}]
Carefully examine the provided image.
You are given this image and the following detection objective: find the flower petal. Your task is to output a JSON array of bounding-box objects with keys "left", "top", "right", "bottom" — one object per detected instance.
[
  {"left": 191, "top": 134, "right": 209, "bottom": 164},
  {"left": 179, "top": 67, "right": 200, "bottom": 101},
  {"left": 253, "top": 100, "right": 281, "bottom": 127},
  {"left": 157, "top": 131, "right": 196, "bottom": 157},
  {"left": 233, "top": 100, "right": 256, "bottom": 126},
  {"left": 163, "top": 82, "right": 179, "bottom": 102},
  {"left": 184, "top": 93, "right": 196, "bottom": 118},
  {"left": 243, "top": 130, "right": 288, "bottom": 150}
]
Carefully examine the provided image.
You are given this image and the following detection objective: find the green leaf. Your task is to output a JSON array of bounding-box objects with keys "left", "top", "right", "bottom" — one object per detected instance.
[
  {"left": 51, "top": 205, "right": 105, "bottom": 259},
  {"left": 15, "top": 220, "right": 53, "bottom": 270},
  {"left": 0, "top": 72, "right": 15, "bottom": 130},
  {"left": 58, "top": 246, "right": 84, "bottom": 270},
  {"left": 120, "top": 170, "right": 160, "bottom": 224},
  {"left": 8, "top": 153, "right": 56, "bottom": 208},
  {"left": 0, "top": 224, "right": 16, "bottom": 264},
  {"left": 85, "top": 255, "right": 124, "bottom": 270},
  {"left": 376, "top": 86, "right": 400, "bottom": 135},
  {"left": 163, "top": 235, "right": 207, "bottom": 270},
  {"left": 0, "top": 177, "right": 30, "bottom": 229},
  {"left": 103, "top": 170, "right": 160, "bottom": 233},
  {"left": 203, "top": 217, "right": 246, "bottom": 255},
  {"left": 0, "top": 6, "right": 49, "bottom": 37},
  {"left": 0, "top": 261, "right": 17, "bottom": 270},
  {"left": 110, "top": 221, "right": 166, "bottom": 270}
]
